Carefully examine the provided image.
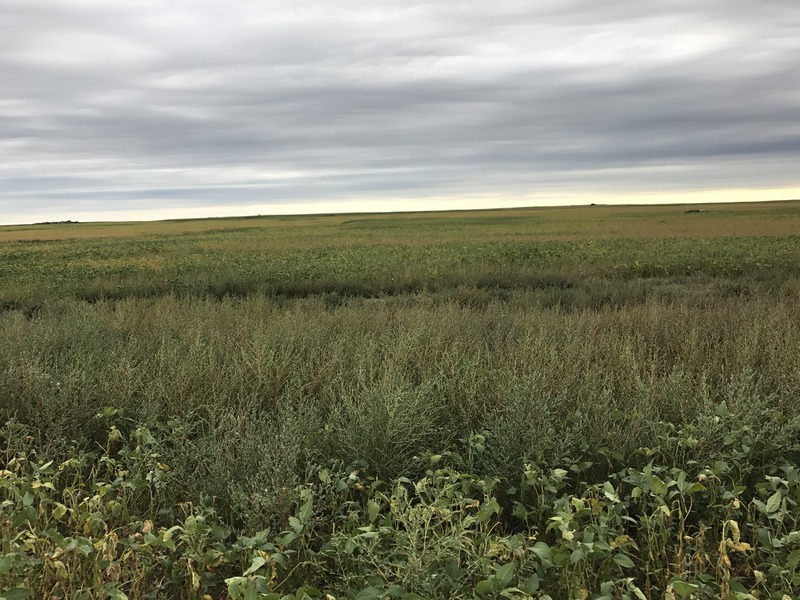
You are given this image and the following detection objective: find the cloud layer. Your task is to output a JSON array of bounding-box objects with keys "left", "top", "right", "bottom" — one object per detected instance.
[{"left": 2, "top": 0, "right": 799, "bottom": 222}]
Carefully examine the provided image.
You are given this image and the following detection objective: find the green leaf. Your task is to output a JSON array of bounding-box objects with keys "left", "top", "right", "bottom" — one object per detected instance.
[
  {"left": 104, "top": 585, "right": 129, "bottom": 600},
  {"left": 786, "top": 549, "right": 800, "bottom": 569},
  {"left": 226, "top": 577, "right": 246, "bottom": 598},
  {"left": 270, "top": 552, "right": 287, "bottom": 568},
  {"left": 280, "top": 531, "right": 298, "bottom": 546},
  {"left": 67, "top": 536, "right": 94, "bottom": 556},
  {"left": 613, "top": 553, "right": 635, "bottom": 569},
  {"left": 299, "top": 492, "right": 313, "bottom": 523},
  {"left": 603, "top": 481, "right": 620, "bottom": 503},
  {"left": 512, "top": 502, "right": 528, "bottom": 519},
  {"left": 531, "top": 541, "right": 552, "bottom": 563},
  {"left": 647, "top": 475, "right": 668, "bottom": 495},
  {"left": 524, "top": 573, "right": 540, "bottom": 594},
  {"left": 359, "top": 530, "right": 380, "bottom": 539},
  {"left": 625, "top": 580, "right": 647, "bottom": 600},
  {"left": 765, "top": 490, "right": 782, "bottom": 514},
  {"left": 367, "top": 500, "right": 380, "bottom": 523},
  {"left": 183, "top": 515, "right": 197, "bottom": 534},
  {"left": 444, "top": 559, "right": 461, "bottom": 580},
  {"left": 11, "top": 507, "right": 37, "bottom": 527},
  {"left": 495, "top": 562, "right": 515, "bottom": 588},
  {"left": 0, "top": 555, "right": 13, "bottom": 576},
  {"left": 211, "top": 524, "right": 229, "bottom": 540},
  {"left": 288, "top": 516, "right": 303, "bottom": 533},
  {"left": 670, "top": 580, "right": 698, "bottom": 598},
  {"left": 729, "top": 580, "right": 749, "bottom": 594},
  {"left": 52, "top": 503, "right": 68, "bottom": 520},
  {"left": 570, "top": 548, "right": 586, "bottom": 564},
  {"left": 243, "top": 556, "right": 267, "bottom": 576},
  {"left": 355, "top": 587, "right": 384, "bottom": 600},
  {"left": 475, "top": 580, "right": 494, "bottom": 595},
  {"left": 1, "top": 588, "right": 31, "bottom": 600}
]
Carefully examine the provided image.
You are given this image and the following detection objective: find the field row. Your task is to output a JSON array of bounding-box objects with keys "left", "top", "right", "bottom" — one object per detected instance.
[{"left": 2, "top": 235, "right": 800, "bottom": 307}]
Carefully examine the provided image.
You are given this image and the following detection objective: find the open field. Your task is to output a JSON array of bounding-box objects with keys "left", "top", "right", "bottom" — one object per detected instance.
[
  {"left": 2, "top": 201, "right": 800, "bottom": 309},
  {"left": 2, "top": 201, "right": 800, "bottom": 599},
  {"left": 4, "top": 201, "right": 800, "bottom": 243}
]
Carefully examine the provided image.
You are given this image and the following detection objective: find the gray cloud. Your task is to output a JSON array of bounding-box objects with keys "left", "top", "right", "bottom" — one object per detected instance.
[{"left": 1, "top": 0, "right": 799, "bottom": 222}]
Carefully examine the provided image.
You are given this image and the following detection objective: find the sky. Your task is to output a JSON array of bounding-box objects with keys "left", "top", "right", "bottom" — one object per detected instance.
[{"left": 1, "top": 0, "right": 800, "bottom": 224}]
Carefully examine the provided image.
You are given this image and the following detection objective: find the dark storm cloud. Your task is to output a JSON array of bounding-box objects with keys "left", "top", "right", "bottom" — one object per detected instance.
[{"left": 1, "top": 0, "right": 799, "bottom": 222}]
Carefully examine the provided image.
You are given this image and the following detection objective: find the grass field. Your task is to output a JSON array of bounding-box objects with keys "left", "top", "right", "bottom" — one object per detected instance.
[
  {"left": 2, "top": 201, "right": 800, "bottom": 309},
  {"left": 1, "top": 201, "right": 800, "bottom": 599}
]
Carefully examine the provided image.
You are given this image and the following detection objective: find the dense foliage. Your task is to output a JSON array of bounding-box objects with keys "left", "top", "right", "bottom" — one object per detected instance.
[{"left": 1, "top": 203, "right": 800, "bottom": 598}]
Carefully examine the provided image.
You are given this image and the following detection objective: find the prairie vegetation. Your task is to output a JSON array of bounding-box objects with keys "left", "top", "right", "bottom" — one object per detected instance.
[{"left": 1, "top": 201, "right": 800, "bottom": 599}]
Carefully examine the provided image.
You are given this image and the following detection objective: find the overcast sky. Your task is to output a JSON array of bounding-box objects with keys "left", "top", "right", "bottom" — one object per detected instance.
[{"left": 1, "top": 0, "right": 799, "bottom": 224}]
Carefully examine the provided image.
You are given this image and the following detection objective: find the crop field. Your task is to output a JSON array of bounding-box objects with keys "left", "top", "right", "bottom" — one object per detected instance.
[{"left": 1, "top": 201, "right": 800, "bottom": 599}]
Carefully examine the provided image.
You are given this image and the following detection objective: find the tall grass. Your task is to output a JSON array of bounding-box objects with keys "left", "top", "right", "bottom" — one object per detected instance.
[{"left": 2, "top": 287, "right": 799, "bottom": 515}]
